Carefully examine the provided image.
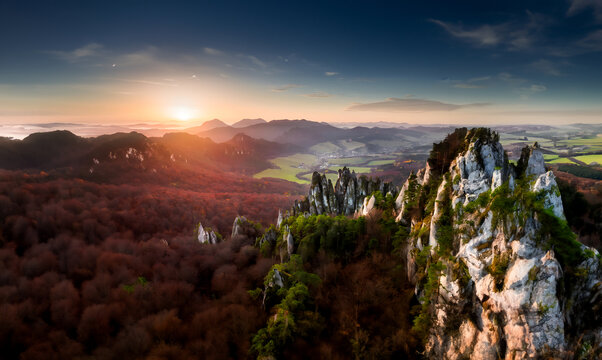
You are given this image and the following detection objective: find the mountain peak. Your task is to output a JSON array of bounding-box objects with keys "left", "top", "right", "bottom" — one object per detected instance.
[
  {"left": 231, "top": 118, "right": 266, "bottom": 128},
  {"left": 199, "top": 118, "right": 228, "bottom": 130},
  {"left": 23, "top": 130, "right": 80, "bottom": 144}
]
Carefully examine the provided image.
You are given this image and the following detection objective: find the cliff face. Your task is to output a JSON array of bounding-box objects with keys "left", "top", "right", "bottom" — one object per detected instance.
[
  {"left": 294, "top": 166, "right": 397, "bottom": 216},
  {"left": 396, "top": 129, "right": 602, "bottom": 359}
]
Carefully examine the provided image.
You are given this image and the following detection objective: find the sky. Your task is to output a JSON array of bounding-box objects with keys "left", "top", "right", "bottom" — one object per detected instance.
[{"left": 1, "top": 0, "right": 602, "bottom": 127}]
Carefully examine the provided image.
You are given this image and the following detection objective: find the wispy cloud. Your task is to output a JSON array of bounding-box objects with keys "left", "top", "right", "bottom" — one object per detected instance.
[
  {"left": 120, "top": 79, "right": 178, "bottom": 87},
  {"left": 519, "top": 84, "right": 547, "bottom": 99},
  {"left": 453, "top": 83, "right": 484, "bottom": 89},
  {"left": 531, "top": 59, "right": 563, "bottom": 76},
  {"left": 430, "top": 11, "right": 549, "bottom": 51},
  {"left": 568, "top": 0, "right": 602, "bottom": 22},
  {"left": 116, "top": 47, "right": 162, "bottom": 67},
  {"left": 577, "top": 29, "right": 602, "bottom": 51},
  {"left": 271, "top": 84, "right": 302, "bottom": 92},
  {"left": 525, "top": 84, "right": 547, "bottom": 92},
  {"left": 325, "top": 71, "right": 339, "bottom": 76},
  {"left": 241, "top": 55, "right": 267, "bottom": 68},
  {"left": 452, "top": 76, "right": 490, "bottom": 89},
  {"left": 46, "top": 43, "right": 104, "bottom": 62},
  {"left": 546, "top": 29, "right": 602, "bottom": 56},
  {"left": 203, "top": 47, "right": 223, "bottom": 56},
  {"left": 498, "top": 72, "right": 527, "bottom": 84},
  {"left": 430, "top": 19, "right": 503, "bottom": 46},
  {"left": 346, "top": 97, "right": 489, "bottom": 112},
  {"left": 47, "top": 43, "right": 168, "bottom": 70},
  {"left": 468, "top": 76, "right": 491, "bottom": 82},
  {"left": 303, "top": 92, "right": 332, "bottom": 98}
]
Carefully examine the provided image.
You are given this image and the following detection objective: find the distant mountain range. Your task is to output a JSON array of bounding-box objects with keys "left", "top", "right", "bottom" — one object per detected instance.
[
  {"left": 192, "top": 119, "right": 452, "bottom": 149},
  {"left": 0, "top": 129, "right": 297, "bottom": 174},
  {"left": 3, "top": 119, "right": 601, "bottom": 144},
  {"left": 2, "top": 120, "right": 601, "bottom": 175}
]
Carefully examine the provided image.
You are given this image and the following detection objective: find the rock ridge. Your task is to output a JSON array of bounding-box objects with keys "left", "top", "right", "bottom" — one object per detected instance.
[
  {"left": 293, "top": 166, "right": 397, "bottom": 216},
  {"left": 395, "top": 128, "right": 601, "bottom": 359}
]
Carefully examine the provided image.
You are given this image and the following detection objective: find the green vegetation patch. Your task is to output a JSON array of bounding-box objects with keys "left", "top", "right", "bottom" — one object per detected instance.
[
  {"left": 330, "top": 156, "right": 372, "bottom": 166},
  {"left": 574, "top": 154, "right": 602, "bottom": 165},
  {"left": 547, "top": 157, "right": 575, "bottom": 164},
  {"left": 337, "top": 139, "right": 365, "bottom": 151},
  {"left": 250, "top": 255, "right": 323, "bottom": 359},
  {"left": 464, "top": 190, "right": 491, "bottom": 214},
  {"left": 559, "top": 136, "right": 602, "bottom": 146},
  {"left": 412, "top": 260, "right": 446, "bottom": 341},
  {"left": 487, "top": 251, "right": 511, "bottom": 292},
  {"left": 367, "top": 159, "right": 396, "bottom": 166},
  {"left": 253, "top": 153, "right": 319, "bottom": 184},
  {"left": 309, "top": 141, "right": 341, "bottom": 153}
]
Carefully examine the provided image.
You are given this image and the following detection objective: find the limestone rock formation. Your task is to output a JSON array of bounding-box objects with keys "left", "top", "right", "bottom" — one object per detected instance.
[
  {"left": 255, "top": 128, "right": 600, "bottom": 359},
  {"left": 397, "top": 128, "right": 602, "bottom": 359},
  {"left": 259, "top": 227, "right": 278, "bottom": 249},
  {"left": 283, "top": 225, "right": 295, "bottom": 256},
  {"left": 357, "top": 194, "right": 376, "bottom": 217},
  {"left": 277, "top": 209, "right": 284, "bottom": 229},
  {"left": 231, "top": 215, "right": 262, "bottom": 242},
  {"left": 294, "top": 167, "right": 397, "bottom": 216},
  {"left": 231, "top": 216, "right": 247, "bottom": 238},
  {"left": 197, "top": 222, "right": 219, "bottom": 244}
]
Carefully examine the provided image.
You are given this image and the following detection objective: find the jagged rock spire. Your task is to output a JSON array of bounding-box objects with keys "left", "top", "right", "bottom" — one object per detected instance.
[
  {"left": 396, "top": 128, "right": 601, "bottom": 359},
  {"left": 297, "top": 166, "right": 398, "bottom": 216},
  {"left": 197, "top": 222, "right": 219, "bottom": 244}
]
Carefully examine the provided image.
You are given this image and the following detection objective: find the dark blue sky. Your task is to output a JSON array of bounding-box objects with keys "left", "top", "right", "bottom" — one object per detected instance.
[{"left": 1, "top": 0, "right": 601, "bottom": 125}]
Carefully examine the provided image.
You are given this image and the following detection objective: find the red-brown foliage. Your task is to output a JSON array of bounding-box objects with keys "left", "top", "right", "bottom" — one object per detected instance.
[{"left": 0, "top": 167, "right": 297, "bottom": 358}]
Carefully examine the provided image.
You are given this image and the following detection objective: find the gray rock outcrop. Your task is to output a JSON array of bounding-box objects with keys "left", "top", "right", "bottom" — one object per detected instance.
[
  {"left": 231, "top": 216, "right": 247, "bottom": 239},
  {"left": 294, "top": 167, "right": 397, "bottom": 216},
  {"left": 398, "top": 130, "right": 602, "bottom": 359},
  {"left": 283, "top": 225, "right": 295, "bottom": 256},
  {"left": 197, "top": 222, "right": 219, "bottom": 244}
]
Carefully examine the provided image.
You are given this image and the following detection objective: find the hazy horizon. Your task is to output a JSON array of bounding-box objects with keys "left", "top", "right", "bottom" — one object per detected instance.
[{"left": 2, "top": 118, "right": 596, "bottom": 141}]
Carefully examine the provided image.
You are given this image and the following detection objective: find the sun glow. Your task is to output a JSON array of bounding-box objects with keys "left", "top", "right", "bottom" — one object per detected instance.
[{"left": 168, "top": 106, "right": 197, "bottom": 121}]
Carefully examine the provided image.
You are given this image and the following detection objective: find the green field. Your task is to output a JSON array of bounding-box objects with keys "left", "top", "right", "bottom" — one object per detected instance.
[
  {"left": 330, "top": 157, "right": 372, "bottom": 166},
  {"left": 560, "top": 136, "right": 602, "bottom": 145},
  {"left": 254, "top": 152, "right": 389, "bottom": 184},
  {"left": 253, "top": 153, "right": 318, "bottom": 184},
  {"left": 367, "top": 159, "right": 396, "bottom": 166},
  {"left": 547, "top": 157, "right": 576, "bottom": 164},
  {"left": 337, "top": 139, "right": 365, "bottom": 151},
  {"left": 543, "top": 154, "right": 559, "bottom": 160},
  {"left": 309, "top": 142, "right": 341, "bottom": 153},
  {"left": 554, "top": 136, "right": 602, "bottom": 153},
  {"left": 543, "top": 154, "right": 576, "bottom": 164},
  {"left": 499, "top": 135, "right": 554, "bottom": 147},
  {"left": 309, "top": 140, "right": 366, "bottom": 154},
  {"left": 574, "top": 154, "right": 602, "bottom": 165}
]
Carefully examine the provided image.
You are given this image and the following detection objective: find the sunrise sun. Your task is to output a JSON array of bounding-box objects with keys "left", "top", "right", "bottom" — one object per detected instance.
[{"left": 168, "top": 106, "right": 197, "bottom": 121}]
